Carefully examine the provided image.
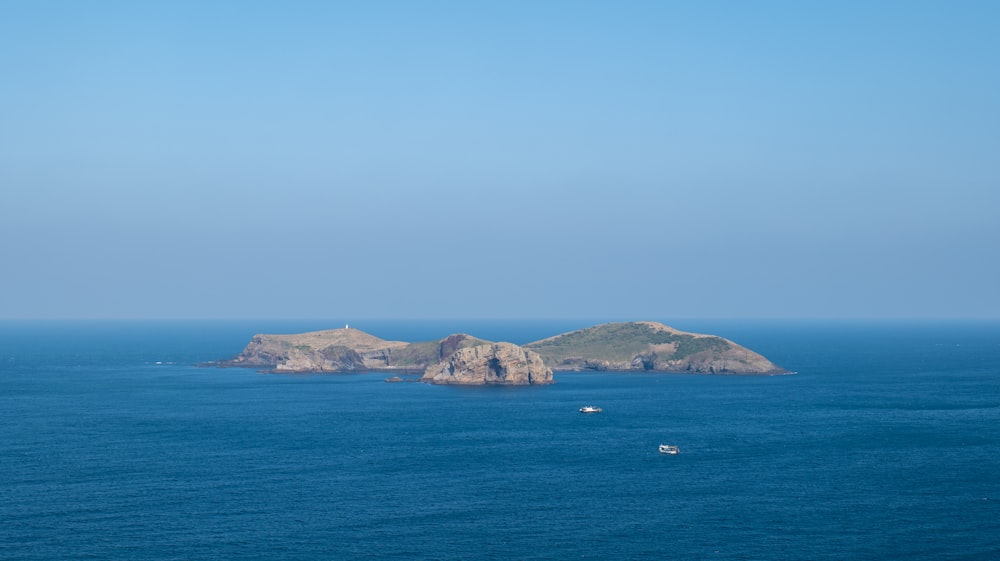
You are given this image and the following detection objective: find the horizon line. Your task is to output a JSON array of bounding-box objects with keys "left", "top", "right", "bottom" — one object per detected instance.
[{"left": 2, "top": 316, "right": 999, "bottom": 322}]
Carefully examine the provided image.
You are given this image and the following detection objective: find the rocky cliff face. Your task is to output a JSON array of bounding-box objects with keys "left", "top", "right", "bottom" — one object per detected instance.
[
  {"left": 420, "top": 343, "right": 553, "bottom": 385},
  {"left": 274, "top": 345, "right": 367, "bottom": 372},
  {"left": 636, "top": 345, "right": 783, "bottom": 374},
  {"left": 227, "top": 334, "right": 290, "bottom": 368}
]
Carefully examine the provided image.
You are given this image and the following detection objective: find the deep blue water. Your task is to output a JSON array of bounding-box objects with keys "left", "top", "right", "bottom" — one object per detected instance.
[{"left": 2, "top": 320, "right": 999, "bottom": 560}]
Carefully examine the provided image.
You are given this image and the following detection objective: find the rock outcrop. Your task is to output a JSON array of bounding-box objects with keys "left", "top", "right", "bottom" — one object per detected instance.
[{"left": 420, "top": 343, "right": 553, "bottom": 385}]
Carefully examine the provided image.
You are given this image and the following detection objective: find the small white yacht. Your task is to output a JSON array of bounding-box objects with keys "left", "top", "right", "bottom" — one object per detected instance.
[
  {"left": 658, "top": 444, "right": 679, "bottom": 455},
  {"left": 579, "top": 406, "right": 602, "bottom": 414}
]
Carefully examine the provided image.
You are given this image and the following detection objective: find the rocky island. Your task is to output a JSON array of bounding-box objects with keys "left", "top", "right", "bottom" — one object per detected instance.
[
  {"left": 211, "top": 321, "right": 787, "bottom": 383},
  {"left": 526, "top": 321, "right": 785, "bottom": 375}
]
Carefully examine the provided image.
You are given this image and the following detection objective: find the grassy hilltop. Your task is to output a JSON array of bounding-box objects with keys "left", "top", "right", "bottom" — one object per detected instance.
[
  {"left": 525, "top": 321, "right": 785, "bottom": 374},
  {"left": 526, "top": 321, "right": 728, "bottom": 363}
]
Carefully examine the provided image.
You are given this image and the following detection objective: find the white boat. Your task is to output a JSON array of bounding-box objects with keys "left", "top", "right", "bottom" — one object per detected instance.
[
  {"left": 658, "top": 444, "right": 679, "bottom": 455},
  {"left": 579, "top": 406, "right": 602, "bottom": 413}
]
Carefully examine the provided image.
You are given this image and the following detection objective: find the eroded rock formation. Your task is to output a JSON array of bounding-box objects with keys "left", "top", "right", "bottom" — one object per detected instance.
[{"left": 420, "top": 342, "right": 553, "bottom": 385}]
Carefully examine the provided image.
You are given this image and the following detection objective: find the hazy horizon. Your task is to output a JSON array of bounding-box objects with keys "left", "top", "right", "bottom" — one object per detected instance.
[
  {"left": 2, "top": 316, "right": 997, "bottom": 324},
  {"left": 3, "top": 2, "right": 998, "bottom": 320}
]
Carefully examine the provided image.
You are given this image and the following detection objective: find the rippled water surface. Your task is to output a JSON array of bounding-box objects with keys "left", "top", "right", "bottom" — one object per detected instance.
[{"left": 2, "top": 320, "right": 999, "bottom": 560}]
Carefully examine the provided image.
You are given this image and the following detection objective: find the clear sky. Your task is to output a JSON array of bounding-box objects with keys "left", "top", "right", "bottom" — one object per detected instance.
[{"left": 1, "top": 1, "right": 997, "bottom": 319}]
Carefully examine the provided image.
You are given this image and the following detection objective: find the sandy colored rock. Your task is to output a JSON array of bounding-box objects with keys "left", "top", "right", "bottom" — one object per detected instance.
[{"left": 420, "top": 343, "right": 553, "bottom": 385}]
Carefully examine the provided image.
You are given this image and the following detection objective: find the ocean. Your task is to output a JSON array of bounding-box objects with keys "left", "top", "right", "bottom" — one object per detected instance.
[{"left": 2, "top": 319, "right": 998, "bottom": 560}]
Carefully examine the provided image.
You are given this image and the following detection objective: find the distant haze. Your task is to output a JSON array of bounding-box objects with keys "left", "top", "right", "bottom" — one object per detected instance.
[{"left": 1, "top": 2, "right": 997, "bottom": 319}]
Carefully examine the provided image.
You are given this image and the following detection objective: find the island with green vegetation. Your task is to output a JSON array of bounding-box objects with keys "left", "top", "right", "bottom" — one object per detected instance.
[
  {"left": 211, "top": 321, "right": 787, "bottom": 384},
  {"left": 525, "top": 321, "right": 784, "bottom": 374}
]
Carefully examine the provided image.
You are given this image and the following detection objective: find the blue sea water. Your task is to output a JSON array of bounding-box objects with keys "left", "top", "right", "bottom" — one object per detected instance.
[{"left": 2, "top": 319, "right": 999, "bottom": 560}]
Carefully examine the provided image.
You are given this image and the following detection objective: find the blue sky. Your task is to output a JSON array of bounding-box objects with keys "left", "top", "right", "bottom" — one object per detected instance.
[{"left": 1, "top": 1, "right": 997, "bottom": 319}]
